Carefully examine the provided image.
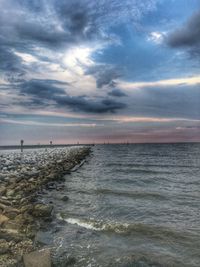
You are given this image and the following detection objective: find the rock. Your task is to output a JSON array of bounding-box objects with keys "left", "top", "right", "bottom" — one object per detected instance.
[
  {"left": 0, "top": 214, "right": 9, "bottom": 225},
  {"left": 23, "top": 249, "right": 51, "bottom": 267},
  {"left": 61, "top": 196, "right": 69, "bottom": 202},
  {"left": 27, "top": 171, "right": 40, "bottom": 178},
  {"left": 0, "top": 229, "right": 24, "bottom": 242},
  {"left": 33, "top": 204, "right": 53, "bottom": 218},
  {"left": 63, "top": 256, "right": 76, "bottom": 266},
  {"left": 54, "top": 255, "right": 76, "bottom": 267},
  {"left": 0, "top": 174, "right": 6, "bottom": 182},
  {"left": 11, "top": 239, "right": 34, "bottom": 257},
  {"left": 0, "top": 254, "right": 18, "bottom": 267},
  {"left": 0, "top": 239, "right": 11, "bottom": 254},
  {"left": 20, "top": 204, "right": 33, "bottom": 214},
  {"left": 3, "top": 220, "right": 21, "bottom": 231},
  {"left": 6, "top": 189, "right": 15, "bottom": 198},
  {"left": 0, "top": 185, "right": 6, "bottom": 195},
  {"left": 4, "top": 160, "right": 12, "bottom": 167},
  {"left": 47, "top": 182, "right": 57, "bottom": 190},
  {"left": 15, "top": 213, "right": 34, "bottom": 225},
  {"left": 4, "top": 211, "right": 18, "bottom": 220}
]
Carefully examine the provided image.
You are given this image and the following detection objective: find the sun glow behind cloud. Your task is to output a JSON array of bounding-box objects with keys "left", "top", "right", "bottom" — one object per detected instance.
[{"left": 63, "top": 46, "right": 94, "bottom": 74}]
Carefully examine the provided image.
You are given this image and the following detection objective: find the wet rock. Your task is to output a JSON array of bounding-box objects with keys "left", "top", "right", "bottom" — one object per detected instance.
[
  {"left": 53, "top": 255, "right": 76, "bottom": 267},
  {"left": 63, "top": 256, "right": 76, "bottom": 266},
  {"left": 61, "top": 196, "right": 69, "bottom": 202},
  {"left": 33, "top": 204, "right": 53, "bottom": 218},
  {"left": 47, "top": 182, "right": 57, "bottom": 190},
  {"left": 23, "top": 249, "right": 51, "bottom": 267}
]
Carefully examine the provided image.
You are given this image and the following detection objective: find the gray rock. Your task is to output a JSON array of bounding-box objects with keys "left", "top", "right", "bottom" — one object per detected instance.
[{"left": 23, "top": 249, "right": 51, "bottom": 267}]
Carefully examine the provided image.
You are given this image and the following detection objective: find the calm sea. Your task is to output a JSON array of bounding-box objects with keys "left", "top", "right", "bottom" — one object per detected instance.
[{"left": 39, "top": 143, "right": 200, "bottom": 267}]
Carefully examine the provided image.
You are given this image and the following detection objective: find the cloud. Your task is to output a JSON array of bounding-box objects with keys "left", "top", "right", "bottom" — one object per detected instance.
[
  {"left": 85, "top": 65, "right": 121, "bottom": 88},
  {"left": 54, "top": 96, "right": 126, "bottom": 113},
  {"left": 166, "top": 10, "right": 200, "bottom": 57},
  {"left": 0, "top": 0, "right": 159, "bottom": 79},
  {"left": 125, "top": 84, "right": 200, "bottom": 120},
  {"left": 17, "top": 79, "right": 126, "bottom": 114},
  {"left": 20, "top": 79, "right": 67, "bottom": 98},
  {"left": 0, "top": 118, "right": 100, "bottom": 128},
  {"left": 108, "top": 89, "right": 127, "bottom": 97},
  {"left": 147, "top": 31, "right": 165, "bottom": 44},
  {"left": 119, "top": 75, "right": 200, "bottom": 89},
  {"left": 0, "top": 46, "right": 26, "bottom": 80}
]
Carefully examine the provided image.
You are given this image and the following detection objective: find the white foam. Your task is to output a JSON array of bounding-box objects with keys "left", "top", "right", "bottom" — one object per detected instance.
[
  {"left": 64, "top": 217, "right": 102, "bottom": 231},
  {"left": 58, "top": 214, "right": 130, "bottom": 233}
]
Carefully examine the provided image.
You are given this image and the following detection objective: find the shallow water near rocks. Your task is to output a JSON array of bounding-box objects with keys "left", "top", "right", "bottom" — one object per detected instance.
[{"left": 38, "top": 143, "right": 200, "bottom": 267}]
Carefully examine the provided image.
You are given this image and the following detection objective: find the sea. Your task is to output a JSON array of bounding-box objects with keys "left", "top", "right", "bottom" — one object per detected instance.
[{"left": 37, "top": 143, "right": 200, "bottom": 267}]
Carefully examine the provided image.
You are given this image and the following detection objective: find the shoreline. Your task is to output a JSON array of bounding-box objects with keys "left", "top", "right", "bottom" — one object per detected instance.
[{"left": 0, "top": 146, "right": 91, "bottom": 267}]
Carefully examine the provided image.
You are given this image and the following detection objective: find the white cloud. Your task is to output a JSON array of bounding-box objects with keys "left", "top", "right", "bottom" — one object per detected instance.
[
  {"left": 14, "top": 51, "right": 38, "bottom": 64},
  {"left": 147, "top": 31, "right": 165, "bottom": 44},
  {"left": 118, "top": 75, "right": 200, "bottom": 90},
  {"left": 0, "top": 118, "right": 103, "bottom": 127}
]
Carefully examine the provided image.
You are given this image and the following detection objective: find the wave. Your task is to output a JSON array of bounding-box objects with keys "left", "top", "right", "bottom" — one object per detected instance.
[
  {"left": 58, "top": 214, "right": 194, "bottom": 241},
  {"left": 94, "top": 188, "right": 168, "bottom": 200},
  {"left": 106, "top": 162, "right": 200, "bottom": 168},
  {"left": 112, "top": 168, "right": 173, "bottom": 176}
]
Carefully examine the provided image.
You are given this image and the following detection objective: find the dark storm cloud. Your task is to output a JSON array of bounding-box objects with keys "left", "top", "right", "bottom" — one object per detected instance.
[
  {"left": 108, "top": 89, "right": 127, "bottom": 97},
  {"left": 55, "top": 1, "right": 94, "bottom": 38},
  {"left": 85, "top": 65, "right": 121, "bottom": 88},
  {"left": 20, "top": 79, "right": 67, "bottom": 98},
  {"left": 54, "top": 95, "right": 126, "bottom": 113},
  {"left": 18, "top": 79, "right": 126, "bottom": 114},
  {"left": 0, "top": 46, "right": 26, "bottom": 78},
  {"left": 167, "top": 10, "right": 200, "bottom": 57}
]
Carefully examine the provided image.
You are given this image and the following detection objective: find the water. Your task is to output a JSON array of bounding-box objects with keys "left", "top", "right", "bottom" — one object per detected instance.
[{"left": 40, "top": 143, "right": 200, "bottom": 267}]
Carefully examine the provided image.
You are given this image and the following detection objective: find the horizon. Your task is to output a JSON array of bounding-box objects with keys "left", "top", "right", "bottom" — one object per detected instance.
[
  {"left": 0, "top": 0, "right": 200, "bottom": 145},
  {"left": 1, "top": 141, "right": 200, "bottom": 148}
]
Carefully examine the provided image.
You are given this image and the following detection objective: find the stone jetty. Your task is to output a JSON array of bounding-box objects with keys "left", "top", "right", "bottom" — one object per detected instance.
[{"left": 0, "top": 146, "right": 91, "bottom": 267}]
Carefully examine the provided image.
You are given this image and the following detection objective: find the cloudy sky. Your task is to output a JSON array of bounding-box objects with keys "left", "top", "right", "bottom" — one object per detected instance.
[{"left": 0, "top": 0, "right": 200, "bottom": 145}]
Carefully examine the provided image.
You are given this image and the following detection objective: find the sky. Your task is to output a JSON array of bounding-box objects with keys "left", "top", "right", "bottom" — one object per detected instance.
[{"left": 0, "top": 0, "right": 200, "bottom": 145}]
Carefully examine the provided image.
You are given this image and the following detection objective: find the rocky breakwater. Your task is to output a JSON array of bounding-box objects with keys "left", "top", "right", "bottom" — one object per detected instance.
[{"left": 0, "top": 146, "right": 91, "bottom": 267}]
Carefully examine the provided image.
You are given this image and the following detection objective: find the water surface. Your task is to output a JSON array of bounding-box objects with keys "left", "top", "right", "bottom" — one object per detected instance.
[{"left": 40, "top": 143, "right": 200, "bottom": 267}]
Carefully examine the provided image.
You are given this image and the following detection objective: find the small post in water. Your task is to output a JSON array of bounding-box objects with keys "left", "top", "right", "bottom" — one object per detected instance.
[{"left": 20, "top": 139, "right": 24, "bottom": 152}]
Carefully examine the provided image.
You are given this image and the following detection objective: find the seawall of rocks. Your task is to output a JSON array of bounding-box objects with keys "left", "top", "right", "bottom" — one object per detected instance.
[{"left": 0, "top": 146, "right": 91, "bottom": 267}]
